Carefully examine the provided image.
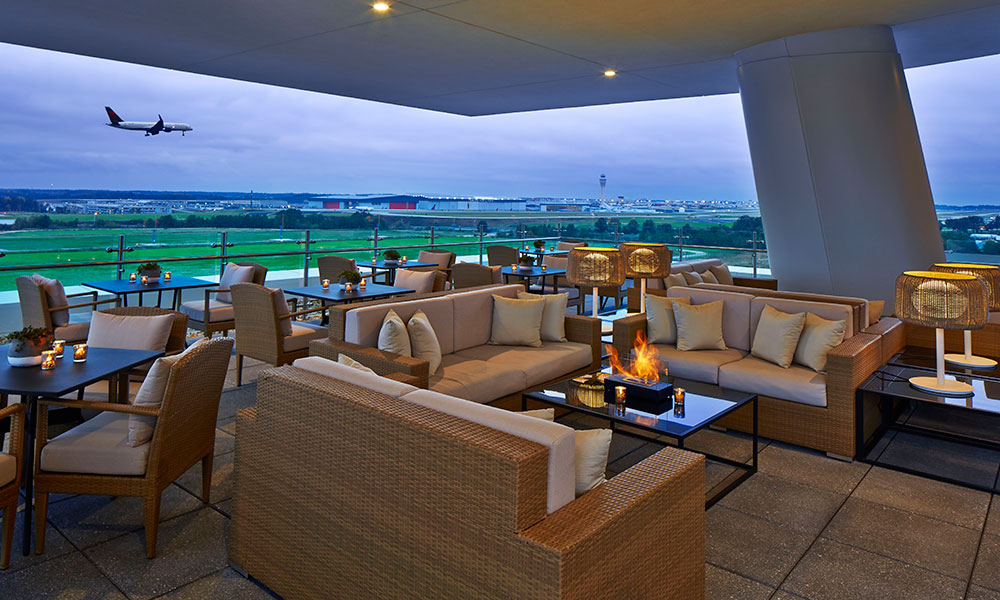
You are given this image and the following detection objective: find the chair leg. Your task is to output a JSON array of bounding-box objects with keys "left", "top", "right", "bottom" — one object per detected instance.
[
  {"left": 236, "top": 354, "right": 244, "bottom": 387},
  {"left": 33, "top": 492, "right": 48, "bottom": 556},
  {"left": 143, "top": 493, "right": 162, "bottom": 559},
  {"left": 1, "top": 498, "right": 15, "bottom": 568},
  {"left": 201, "top": 453, "right": 214, "bottom": 502}
]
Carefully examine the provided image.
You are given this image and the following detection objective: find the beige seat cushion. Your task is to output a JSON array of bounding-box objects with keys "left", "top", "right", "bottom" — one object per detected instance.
[
  {"left": 0, "top": 453, "right": 15, "bottom": 487},
  {"left": 54, "top": 318, "right": 90, "bottom": 343},
  {"left": 179, "top": 299, "right": 234, "bottom": 324},
  {"left": 751, "top": 305, "right": 806, "bottom": 369},
  {"left": 40, "top": 412, "right": 150, "bottom": 475},
  {"left": 428, "top": 354, "right": 528, "bottom": 404},
  {"left": 674, "top": 300, "right": 727, "bottom": 351},
  {"left": 719, "top": 357, "right": 827, "bottom": 407},
  {"left": 87, "top": 311, "right": 174, "bottom": 352},
  {"left": 455, "top": 342, "right": 592, "bottom": 387},
  {"left": 283, "top": 321, "right": 328, "bottom": 352},
  {"left": 649, "top": 344, "right": 745, "bottom": 384}
]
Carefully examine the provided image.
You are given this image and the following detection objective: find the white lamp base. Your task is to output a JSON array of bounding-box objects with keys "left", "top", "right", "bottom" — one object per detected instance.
[
  {"left": 944, "top": 353, "right": 998, "bottom": 369},
  {"left": 908, "top": 375, "right": 974, "bottom": 397}
]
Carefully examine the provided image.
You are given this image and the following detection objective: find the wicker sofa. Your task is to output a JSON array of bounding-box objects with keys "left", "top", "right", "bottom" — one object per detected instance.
[
  {"left": 614, "top": 286, "right": 902, "bottom": 458},
  {"left": 310, "top": 284, "right": 602, "bottom": 407},
  {"left": 230, "top": 362, "right": 706, "bottom": 600},
  {"left": 626, "top": 258, "right": 777, "bottom": 312}
]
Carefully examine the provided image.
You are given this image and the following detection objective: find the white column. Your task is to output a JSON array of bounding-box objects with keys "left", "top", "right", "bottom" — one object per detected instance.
[{"left": 736, "top": 25, "right": 944, "bottom": 303}]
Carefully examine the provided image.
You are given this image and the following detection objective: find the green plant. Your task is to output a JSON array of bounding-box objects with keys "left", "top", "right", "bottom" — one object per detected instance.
[
  {"left": 137, "top": 262, "right": 161, "bottom": 272},
  {"left": 518, "top": 255, "right": 535, "bottom": 266},
  {"left": 533, "top": 240, "right": 545, "bottom": 249},
  {"left": 339, "top": 270, "right": 362, "bottom": 284},
  {"left": 383, "top": 250, "right": 401, "bottom": 260},
  {"left": 2, "top": 326, "right": 52, "bottom": 347}
]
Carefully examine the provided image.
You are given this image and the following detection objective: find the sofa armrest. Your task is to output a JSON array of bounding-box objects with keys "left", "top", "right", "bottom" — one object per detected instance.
[
  {"left": 564, "top": 314, "right": 601, "bottom": 368},
  {"left": 386, "top": 371, "right": 422, "bottom": 387},
  {"left": 309, "top": 338, "right": 431, "bottom": 388},
  {"left": 612, "top": 313, "right": 648, "bottom": 360},
  {"left": 732, "top": 276, "right": 778, "bottom": 290},
  {"left": 862, "top": 317, "right": 904, "bottom": 364},
  {"left": 520, "top": 447, "right": 705, "bottom": 599}
]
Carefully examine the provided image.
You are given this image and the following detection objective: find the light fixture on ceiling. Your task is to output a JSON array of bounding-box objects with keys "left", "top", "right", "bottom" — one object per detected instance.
[
  {"left": 373, "top": 2, "right": 390, "bottom": 11},
  {"left": 603, "top": 69, "right": 617, "bottom": 78}
]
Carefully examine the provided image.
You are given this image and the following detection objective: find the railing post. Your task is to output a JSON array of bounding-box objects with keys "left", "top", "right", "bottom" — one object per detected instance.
[
  {"left": 106, "top": 234, "right": 133, "bottom": 280},
  {"left": 302, "top": 230, "right": 311, "bottom": 286},
  {"left": 430, "top": 226, "right": 435, "bottom": 249},
  {"left": 372, "top": 223, "right": 379, "bottom": 260},
  {"left": 615, "top": 220, "right": 621, "bottom": 244},
  {"left": 478, "top": 223, "right": 485, "bottom": 265},
  {"left": 751, "top": 231, "right": 758, "bottom": 279},
  {"left": 676, "top": 230, "right": 684, "bottom": 262},
  {"left": 210, "top": 232, "right": 233, "bottom": 277}
]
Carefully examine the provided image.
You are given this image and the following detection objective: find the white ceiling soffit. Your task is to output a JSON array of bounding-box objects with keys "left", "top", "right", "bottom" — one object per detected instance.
[{"left": 2, "top": 0, "right": 1000, "bottom": 116}]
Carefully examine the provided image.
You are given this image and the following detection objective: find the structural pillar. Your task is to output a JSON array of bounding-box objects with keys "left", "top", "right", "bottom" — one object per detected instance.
[{"left": 736, "top": 25, "right": 944, "bottom": 303}]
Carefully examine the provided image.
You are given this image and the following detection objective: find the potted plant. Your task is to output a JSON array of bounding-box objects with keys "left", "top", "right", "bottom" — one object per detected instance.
[
  {"left": 518, "top": 255, "right": 535, "bottom": 269},
  {"left": 339, "top": 270, "right": 362, "bottom": 287},
  {"left": 383, "top": 250, "right": 401, "bottom": 266},
  {"left": 533, "top": 240, "right": 545, "bottom": 250},
  {"left": 4, "top": 326, "right": 53, "bottom": 367},
  {"left": 137, "top": 261, "right": 162, "bottom": 282}
]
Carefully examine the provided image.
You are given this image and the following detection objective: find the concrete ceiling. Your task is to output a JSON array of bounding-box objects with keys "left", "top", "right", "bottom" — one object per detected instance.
[{"left": 3, "top": 0, "right": 1000, "bottom": 115}]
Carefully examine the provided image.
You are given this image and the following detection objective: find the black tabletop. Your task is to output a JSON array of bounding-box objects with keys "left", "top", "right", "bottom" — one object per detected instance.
[
  {"left": 500, "top": 266, "right": 566, "bottom": 278},
  {"left": 525, "top": 369, "right": 754, "bottom": 439},
  {"left": 519, "top": 248, "right": 569, "bottom": 257},
  {"left": 861, "top": 365, "right": 1000, "bottom": 415},
  {"left": 362, "top": 260, "right": 437, "bottom": 270},
  {"left": 83, "top": 275, "right": 216, "bottom": 295},
  {"left": 0, "top": 345, "right": 163, "bottom": 396},
  {"left": 282, "top": 283, "right": 416, "bottom": 302},
  {"left": 889, "top": 347, "right": 1000, "bottom": 383}
]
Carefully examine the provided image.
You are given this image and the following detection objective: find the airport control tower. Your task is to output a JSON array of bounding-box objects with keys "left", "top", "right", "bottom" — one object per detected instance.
[{"left": 599, "top": 174, "right": 607, "bottom": 201}]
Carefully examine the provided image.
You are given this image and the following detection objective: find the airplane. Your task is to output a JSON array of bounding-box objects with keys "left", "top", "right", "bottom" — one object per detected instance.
[{"left": 105, "top": 106, "right": 192, "bottom": 136}]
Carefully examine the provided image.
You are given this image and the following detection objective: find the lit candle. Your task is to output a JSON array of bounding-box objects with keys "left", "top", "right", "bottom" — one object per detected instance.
[
  {"left": 549, "top": 246, "right": 554, "bottom": 252},
  {"left": 541, "top": 265, "right": 547, "bottom": 272},
  {"left": 164, "top": 271, "right": 171, "bottom": 281},
  {"left": 322, "top": 279, "right": 330, "bottom": 290},
  {"left": 41, "top": 350, "right": 56, "bottom": 370},
  {"left": 73, "top": 343, "right": 88, "bottom": 363},
  {"left": 615, "top": 385, "right": 626, "bottom": 405},
  {"left": 674, "top": 388, "right": 685, "bottom": 418},
  {"left": 140, "top": 275, "right": 148, "bottom": 285},
  {"left": 52, "top": 339, "right": 65, "bottom": 358},
  {"left": 345, "top": 282, "right": 353, "bottom": 293},
  {"left": 129, "top": 272, "right": 137, "bottom": 283},
  {"left": 360, "top": 278, "right": 367, "bottom": 289},
  {"left": 401, "top": 256, "right": 407, "bottom": 264},
  {"left": 372, "top": 257, "right": 377, "bottom": 264}
]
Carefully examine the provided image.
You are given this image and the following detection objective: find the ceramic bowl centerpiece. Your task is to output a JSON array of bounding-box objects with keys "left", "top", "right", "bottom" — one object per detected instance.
[
  {"left": 5, "top": 326, "right": 53, "bottom": 367},
  {"left": 382, "top": 250, "right": 401, "bottom": 266},
  {"left": 338, "top": 270, "right": 362, "bottom": 290},
  {"left": 518, "top": 255, "right": 535, "bottom": 271},
  {"left": 137, "top": 262, "right": 162, "bottom": 283},
  {"left": 533, "top": 240, "right": 545, "bottom": 251}
]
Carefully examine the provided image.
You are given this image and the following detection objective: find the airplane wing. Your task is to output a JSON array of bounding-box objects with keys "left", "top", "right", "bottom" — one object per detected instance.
[{"left": 146, "top": 115, "right": 164, "bottom": 136}]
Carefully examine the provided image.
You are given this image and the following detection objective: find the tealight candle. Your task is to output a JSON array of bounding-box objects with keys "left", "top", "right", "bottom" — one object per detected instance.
[
  {"left": 549, "top": 246, "right": 554, "bottom": 252},
  {"left": 401, "top": 256, "right": 407, "bottom": 264},
  {"left": 345, "top": 282, "right": 353, "bottom": 293},
  {"left": 615, "top": 385, "right": 626, "bottom": 405},
  {"left": 674, "top": 388, "right": 686, "bottom": 418},
  {"left": 164, "top": 271, "right": 172, "bottom": 281},
  {"left": 541, "top": 265, "right": 547, "bottom": 272},
  {"left": 322, "top": 279, "right": 330, "bottom": 290},
  {"left": 372, "top": 257, "right": 377, "bottom": 264},
  {"left": 140, "top": 275, "right": 148, "bottom": 285},
  {"left": 360, "top": 278, "right": 367, "bottom": 289},
  {"left": 41, "top": 350, "right": 56, "bottom": 370},
  {"left": 73, "top": 343, "right": 88, "bottom": 363},
  {"left": 129, "top": 272, "right": 137, "bottom": 282},
  {"left": 52, "top": 339, "right": 65, "bottom": 358}
]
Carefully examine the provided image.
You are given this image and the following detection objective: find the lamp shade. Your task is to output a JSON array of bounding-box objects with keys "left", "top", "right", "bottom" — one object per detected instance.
[
  {"left": 567, "top": 247, "right": 625, "bottom": 288},
  {"left": 619, "top": 243, "right": 672, "bottom": 279},
  {"left": 894, "top": 271, "right": 988, "bottom": 330},
  {"left": 930, "top": 262, "right": 1000, "bottom": 311}
]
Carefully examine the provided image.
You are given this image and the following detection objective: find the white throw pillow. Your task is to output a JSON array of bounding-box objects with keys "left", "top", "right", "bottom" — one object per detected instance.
[
  {"left": 574, "top": 429, "right": 612, "bottom": 496},
  {"left": 674, "top": 300, "right": 727, "bottom": 351},
  {"left": 517, "top": 291, "right": 568, "bottom": 342},
  {"left": 709, "top": 264, "right": 734, "bottom": 285},
  {"left": 407, "top": 310, "right": 443, "bottom": 374},
  {"left": 129, "top": 338, "right": 208, "bottom": 446},
  {"left": 338, "top": 353, "right": 376, "bottom": 374},
  {"left": 645, "top": 295, "right": 691, "bottom": 345},
  {"left": 681, "top": 271, "right": 704, "bottom": 285},
  {"left": 794, "top": 313, "right": 847, "bottom": 372},
  {"left": 377, "top": 310, "right": 412, "bottom": 356},
  {"left": 87, "top": 311, "right": 174, "bottom": 352},
  {"left": 751, "top": 305, "right": 806, "bottom": 369},
  {"left": 216, "top": 263, "right": 255, "bottom": 303},
  {"left": 395, "top": 269, "right": 436, "bottom": 294},
  {"left": 31, "top": 273, "right": 70, "bottom": 326},
  {"left": 273, "top": 288, "right": 293, "bottom": 337},
  {"left": 489, "top": 295, "right": 545, "bottom": 348}
]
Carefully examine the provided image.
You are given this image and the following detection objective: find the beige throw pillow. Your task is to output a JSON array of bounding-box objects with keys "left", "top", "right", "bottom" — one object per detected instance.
[
  {"left": 699, "top": 270, "right": 719, "bottom": 284},
  {"left": 868, "top": 300, "right": 885, "bottom": 326},
  {"left": 31, "top": 273, "right": 70, "bottom": 326},
  {"left": 395, "top": 269, "right": 436, "bottom": 294},
  {"left": 377, "top": 310, "right": 412, "bottom": 356},
  {"left": 645, "top": 295, "right": 691, "bottom": 345},
  {"left": 674, "top": 301, "right": 727, "bottom": 351},
  {"left": 215, "top": 263, "right": 254, "bottom": 303},
  {"left": 518, "top": 291, "right": 568, "bottom": 342},
  {"left": 682, "top": 271, "right": 704, "bottom": 285},
  {"left": 665, "top": 273, "right": 687, "bottom": 288},
  {"left": 489, "top": 295, "right": 544, "bottom": 347},
  {"left": 338, "top": 353, "right": 375, "bottom": 374},
  {"left": 709, "top": 264, "right": 734, "bottom": 285},
  {"left": 407, "top": 310, "right": 442, "bottom": 373},
  {"left": 129, "top": 338, "right": 208, "bottom": 446},
  {"left": 273, "top": 288, "right": 293, "bottom": 337},
  {"left": 794, "top": 313, "right": 847, "bottom": 372},
  {"left": 751, "top": 305, "right": 806, "bottom": 368},
  {"left": 521, "top": 411, "right": 611, "bottom": 497}
]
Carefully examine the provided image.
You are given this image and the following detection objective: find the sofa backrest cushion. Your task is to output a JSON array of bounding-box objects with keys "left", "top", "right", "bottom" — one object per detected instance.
[
  {"left": 292, "top": 357, "right": 419, "bottom": 397},
  {"left": 346, "top": 296, "right": 456, "bottom": 355},
  {"left": 750, "top": 297, "right": 855, "bottom": 341},
  {"left": 670, "top": 262, "right": 696, "bottom": 273},
  {"left": 695, "top": 282, "right": 868, "bottom": 333},
  {"left": 401, "top": 388, "right": 576, "bottom": 514},
  {"left": 451, "top": 284, "right": 522, "bottom": 352},
  {"left": 685, "top": 258, "right": 724, "bottom": 273},
  {"left": 668, "top": 286, "right": 753, "bottom": 351}
]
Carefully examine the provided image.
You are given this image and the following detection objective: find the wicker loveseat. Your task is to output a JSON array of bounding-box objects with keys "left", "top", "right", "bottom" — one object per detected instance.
[
  {"left": 310, "top": 284, "right": 601, "bottom": 407},
  {"left": 230, "top": 362, "right": 706, "bottom": 600},
  {"left": 615, "top": 286, "right": 901, "bottom": 458}
]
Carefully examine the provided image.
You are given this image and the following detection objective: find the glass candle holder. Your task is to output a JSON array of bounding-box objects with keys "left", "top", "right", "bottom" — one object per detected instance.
[
  {"left": 511, "top": 264, "right": 518, "bottom": 272},
  {"left": 615, "top": 385, "right": 626, "bottom": 404},
  {"left": 140, "top": 275, "right": 148, "bottom": 285},
  {"left": 41, "top": 350, "right": 56, "bottom": 370},
  {"left": 52, "top": 339, "right": 65, "bottom": 358},
  {"left": 164, "top": 271, "right": 172, "bottom": 281},
  {"left": 549, "top": 246, "right": 555, "bottom": 252},
  {"left": 344, "top": 282, "right": 353, "bottom": 293},
  {"left": 541, "top": 265, "right": 547, "bottom": 272},
  {"left": 401, "top": 256, "right": 407, "bottom": 264},
  {"left": 129, "top": 272, "right": 137, "bottom": 282},
  {"left": 322, "top": 279, "right": 330, "bottom": 290},
  {"left": 360, "top": 278, "right": 367, "bottom": 289},
  {"left": 674, "top": 387, "right": 686, "bottom": 418},
  {"left": 73, "top": 343, "right": 88, "bottom": 363},
  {"left": 372, "top": 257, "right": 377, "bottom": 264}
]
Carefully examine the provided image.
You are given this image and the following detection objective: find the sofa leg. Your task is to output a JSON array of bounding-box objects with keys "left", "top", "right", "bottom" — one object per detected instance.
[
  {"left": 236, "top": 354, "right": 244, "bottom": 387},
  {"left": 825, "top": 452, "right": 854, "bottom": 463}
]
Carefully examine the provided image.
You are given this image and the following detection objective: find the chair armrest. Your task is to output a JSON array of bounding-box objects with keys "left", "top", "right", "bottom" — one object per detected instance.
[
  {"left": 565, "top": 315, "right": 601, "bottom": 368},
  {"left": 309, "top": 338, "right": 431, "bottom": 388},
  {"left": 66, "top": 290, "right": 98, "bottom": 300},
  {"left": 520, "top": 447, "right": 705, "bottom": 598},
  {"left": 732, "top": 276, "right": 778, "bottom": 290},
  {"left": 283, "top": 305, "right": 329, "bottom": 320},
  {"left": 38, "top": 398, "right": 160, "bottom": 417},
  {"left": 612, "top": 313, "right": 648, "bottom": 360},
  {"left": 50, "top": 297, "right": 118, "bottom": 312},
  {"left": 0, "top": 404, "right": 25, "bottom": 483}
]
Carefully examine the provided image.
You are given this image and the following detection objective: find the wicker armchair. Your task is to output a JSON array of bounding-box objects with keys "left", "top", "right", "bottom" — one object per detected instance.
[
  {"left": 182, "top": 262, "right": 267, "bottom": 338},
  {"left": 487, "top": 245, "right": 518, "bottom": 266},
  {"left": 32, "top": 337, "right": 234, "bottom": 559},
  {"left": 452, "top": 262, "right": 499, "bottom": 288},
  {"left": 402, "top": 250, "right": 457, "bottom": 288},
  {"left": 16, "top": 275, "right": 116, "bottom": 343},
  {"left": 0, "top": 403, "right": 24, "bottom": 569},
  {"left": 230, "top": 283, "right": 329, "bottom": 386},
  {"left": 317, "top": 256, "right": 376, "bottom": 283}
]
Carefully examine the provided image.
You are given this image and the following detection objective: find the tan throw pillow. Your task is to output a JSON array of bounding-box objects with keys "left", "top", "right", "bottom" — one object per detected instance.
[
  {"left": 407, "top": 310, "right": 442, "bottom": 374},
  {"left": 129, "top": 338, "right": 208, "bottom": 446},
  {"left": 518, "top": 291, "right": 568, "bottom": 342},
  {"left": 709, "top": 264, "right": 734, "bottom": 285},
  {"left": 489, "top": 295, "right": 544, "bottom": 347},
  {"left": 338, "top": 353, "right": 376, "bottom": 374},
  {"left": 868, "top": 300, "right": 885, "bottom": 326},
  {"left": 645, "top": 295, "right": 692, "bottom": 344},
  {"left": 794, "top": 313, "right": 847, "bottom": 372},
  {"left": 699, "top": 270, "right": 719, "bottom": 284},
  {"left": 574, "top": 429, "right": 612, "bottom": 496},
  {"left": 215, "top": 263, "right": 254, "bottom": 303},
  {"left": 681, "top": 271, "right": 704, "bottom": 285},
  {"left": 377, "top": 310, "right": 412, "bottom": 356},
  {"left": 87, "top": 311, "right": 174, "bottom": 352},
  {"left": 394, "top": 269, "right": 436, "bottom": 294},
  {"left": 674, "top": 301, "right": 727, "bottom": 351},
  {"left": 665, "top": 273, "right": 687, "bottom": 288},
  {"left": 273, "top": 288, "right": 293, "bottom": 337},
  {"left": 751, "top": 305, "right": 807, "bottom": 368}
]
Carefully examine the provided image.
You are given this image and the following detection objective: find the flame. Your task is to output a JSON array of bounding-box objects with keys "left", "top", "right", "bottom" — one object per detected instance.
[{"left": 607, "top": 331, "right": 663, "bottom": 385}]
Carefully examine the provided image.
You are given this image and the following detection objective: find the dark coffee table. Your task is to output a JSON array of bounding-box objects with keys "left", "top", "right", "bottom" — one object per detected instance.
[
  {"left": 500, "top": 266, "right": 567, "bottom": 294},
  {"left": 83, "top": 275, "right": 215, "bottom": 310},
  {"left": 523, "top": 369, "right": 757, "bottom": 507}
]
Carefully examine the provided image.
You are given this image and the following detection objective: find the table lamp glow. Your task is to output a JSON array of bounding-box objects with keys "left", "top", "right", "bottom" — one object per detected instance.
[
  {"left": 619, "top": 243, "right": 672, "bottom": 313},
  {"left": 568, "top": 247, "right": 625, "bottom": 319},
  {"left": 930, "top": 262, "right": 1000, "bottom": 369}
]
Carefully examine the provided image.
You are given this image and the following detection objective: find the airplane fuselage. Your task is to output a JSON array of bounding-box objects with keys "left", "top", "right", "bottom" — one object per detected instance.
[{"left": 107, "top": 121, "right": 192, "bottom": 133}]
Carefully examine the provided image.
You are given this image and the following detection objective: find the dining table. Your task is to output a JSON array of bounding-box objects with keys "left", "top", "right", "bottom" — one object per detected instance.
[{"left": 82, "top": 275, "right": 216, "bottom": 310}]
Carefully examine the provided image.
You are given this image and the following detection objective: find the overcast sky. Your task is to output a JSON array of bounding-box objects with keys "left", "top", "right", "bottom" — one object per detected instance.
[{"left": 0, "top": 41, "right": 997, "bottom": 204}]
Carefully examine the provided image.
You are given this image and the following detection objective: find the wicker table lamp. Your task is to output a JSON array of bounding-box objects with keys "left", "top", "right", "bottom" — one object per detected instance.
[
  {"left": 930, "top": 262, "right": 1000, "bottom": 368},
  {"left": 895, "top": 271, "right": 988, "bottom": 396},
  {"left": 568, "top": 247, "right": 625, "bottom": 319},
  {"left": 620, "top": 243, "right": 672, "bottom": 313}
]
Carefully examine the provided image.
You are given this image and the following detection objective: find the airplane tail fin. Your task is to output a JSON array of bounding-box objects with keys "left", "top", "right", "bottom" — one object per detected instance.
[{"left": 105, "top": 106, "right": 122, "bottom": 124}]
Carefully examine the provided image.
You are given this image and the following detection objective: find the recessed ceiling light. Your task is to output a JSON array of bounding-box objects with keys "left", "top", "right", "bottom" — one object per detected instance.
[
  {"left": 603, "top": 69, "right": 617, "bottom": 78},
  {"left": 373, "top": 2, "right": 390, "bottom": 11}
]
